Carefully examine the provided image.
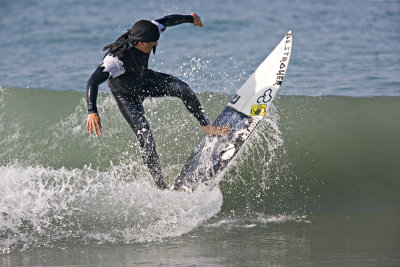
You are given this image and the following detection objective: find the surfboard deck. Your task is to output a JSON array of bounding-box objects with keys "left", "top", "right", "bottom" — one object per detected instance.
[{"left": 173, "top": 31, "right": 293, "bottom": 192}]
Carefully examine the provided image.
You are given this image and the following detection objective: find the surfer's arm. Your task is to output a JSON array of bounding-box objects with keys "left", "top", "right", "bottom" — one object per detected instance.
[
  {"left": 86, "top": 65, "right": 109, "bottom": 136},
  {"left": 86, "top": 65, "right": 109, "bottom": 114},
  {"left": 153, "top": 13, "right": 203, "bottom": 31}
]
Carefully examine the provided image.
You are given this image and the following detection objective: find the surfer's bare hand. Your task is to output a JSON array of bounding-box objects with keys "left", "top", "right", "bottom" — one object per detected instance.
[
  {"left": 191, "top": 13, "right": 204, "bottom": 27},
  {"left": 86, "top": 113, "right": 102, "bottom": 136},
  {"left": 202, "top": 125, "right": 231, "bottom": 136}
]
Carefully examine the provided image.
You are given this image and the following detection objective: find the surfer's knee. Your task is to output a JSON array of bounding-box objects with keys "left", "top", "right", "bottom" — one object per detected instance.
[{"left": 169, "top": 79, "right": 193, "bottom": 98}]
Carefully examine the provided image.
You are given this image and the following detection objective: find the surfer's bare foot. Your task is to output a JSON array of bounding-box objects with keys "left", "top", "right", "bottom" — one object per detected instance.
[{"left": 202, "top": 125, "right": 231, "bottom": 136}]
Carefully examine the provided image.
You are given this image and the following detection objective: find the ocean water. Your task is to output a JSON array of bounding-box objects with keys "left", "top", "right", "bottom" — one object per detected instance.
[{"left": 1, "top": 0, "right": 400, "bottom": 266}]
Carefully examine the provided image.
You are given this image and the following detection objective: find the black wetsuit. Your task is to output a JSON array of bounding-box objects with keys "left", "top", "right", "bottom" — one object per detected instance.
[{"left": 86, "top": 15, "right": 210, "bottom": 189}]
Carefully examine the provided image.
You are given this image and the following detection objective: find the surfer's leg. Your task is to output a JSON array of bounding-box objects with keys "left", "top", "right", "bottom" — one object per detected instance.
[
  {"left": 111, "top": 92, "right": 167, "bottom": 189},
  {"left": 145, "top": 71, "right": 210, "bottom": 126}
]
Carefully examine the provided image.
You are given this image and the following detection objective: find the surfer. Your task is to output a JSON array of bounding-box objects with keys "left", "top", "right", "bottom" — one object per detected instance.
[{"left": 86, "top": 13, "right": 230, "bottom": 189}]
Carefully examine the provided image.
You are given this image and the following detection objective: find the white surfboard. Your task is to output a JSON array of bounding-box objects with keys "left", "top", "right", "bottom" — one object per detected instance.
[
  {"left": 228, "top": 31, "right": 292, "bottom": 117},
  {"left": 173, "top": 31, "right": 293, "bottom": 191}
]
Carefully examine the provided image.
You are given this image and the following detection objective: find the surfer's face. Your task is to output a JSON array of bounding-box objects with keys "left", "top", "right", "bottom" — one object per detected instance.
[{"left": 136, "top": 41, "right": 158, "bottom": 54}]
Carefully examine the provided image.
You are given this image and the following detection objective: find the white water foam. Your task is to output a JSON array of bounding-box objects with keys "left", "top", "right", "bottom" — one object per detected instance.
[
  {"left": 204, "top": 213, "right": 310, "bottom": 230},
  {"left": 0, "top": 162, "right": 222, "bottom": 255}
]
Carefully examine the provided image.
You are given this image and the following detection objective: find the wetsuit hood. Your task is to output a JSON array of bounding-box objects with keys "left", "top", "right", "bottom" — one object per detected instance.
[
  {"left": 128, "top": 20, "right": 160, "bottom": 42},
  {"left": 103, "top": 20, "right": 159, "bottom": 56}
]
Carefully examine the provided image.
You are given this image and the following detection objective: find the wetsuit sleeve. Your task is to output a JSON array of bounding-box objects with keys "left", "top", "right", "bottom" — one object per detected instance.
[
  {"left": 86, "top": 65, "right": 109, "bottom": 114},
  {"left": 196, "top": 109, "right": 211, "bottom": 127},
  {"left": 154, "top": 15, "right": 194, "bottom": 31}
]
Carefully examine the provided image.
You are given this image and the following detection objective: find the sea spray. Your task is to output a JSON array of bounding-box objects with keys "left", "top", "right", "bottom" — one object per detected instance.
[
  {"left": 218, "top": 102, "right": 300, "bottom": 216},
  {"left": 0, "top": 162, "right": 222, "bottom": 254}
]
